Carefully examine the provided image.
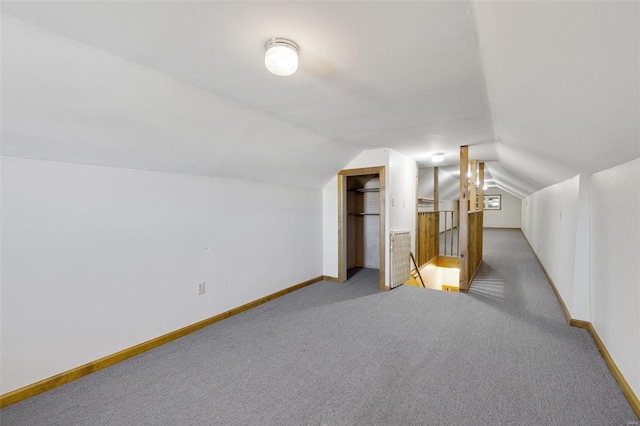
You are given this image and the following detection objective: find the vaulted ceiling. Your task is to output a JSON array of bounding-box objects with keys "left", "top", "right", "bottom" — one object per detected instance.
[{"left": 2, "top": 1, "right": 638, "bottom": 198}]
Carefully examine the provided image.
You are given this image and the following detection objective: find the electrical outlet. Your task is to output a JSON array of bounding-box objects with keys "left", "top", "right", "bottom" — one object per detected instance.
[{"left": 197, "top": 281, "right": 206, "bottom": 295}]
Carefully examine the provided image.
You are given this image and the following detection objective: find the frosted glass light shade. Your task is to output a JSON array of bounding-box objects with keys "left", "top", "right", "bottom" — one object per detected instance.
[
  {"left": 265, "top": 39, "right": 298, "bottom": 76},
  {"left": 432, "top": 153, "right": 444, "bottom": 163}
]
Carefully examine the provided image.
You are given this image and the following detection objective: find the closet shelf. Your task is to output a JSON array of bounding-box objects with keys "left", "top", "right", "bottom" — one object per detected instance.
[
  {"left": 349, "top": 212, "right": 380, "bottom": 216},
  {"left": 349, "top": 188, "right": 380, "bottom": 193}
]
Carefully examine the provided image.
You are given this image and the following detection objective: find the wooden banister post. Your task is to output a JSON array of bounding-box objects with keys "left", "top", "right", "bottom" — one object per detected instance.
[
  {"left": 470, "top": 159, "right": 477, "bottom": 212},
  {"left": 434, "top": 166, "right": 439, "bottom": 256},
  {"left": 478, "top": 162, "right": 485, "bottom": 212},
  {"left": 478, "top": 162, "right": 485, "bottom": 260},
  {"left": 459, "top": 146, "right": 469, "bottom": 291},
  {"left": 434, "top": 166, "right": 439, "bottom": 212}
]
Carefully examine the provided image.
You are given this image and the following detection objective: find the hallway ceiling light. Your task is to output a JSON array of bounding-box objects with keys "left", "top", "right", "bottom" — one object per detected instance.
[
  {"left": 265, "top": 38, "right": 299, "bottom": 76},
  {"left": 432, "top": 153, "right": 444, "bottom": 163}
]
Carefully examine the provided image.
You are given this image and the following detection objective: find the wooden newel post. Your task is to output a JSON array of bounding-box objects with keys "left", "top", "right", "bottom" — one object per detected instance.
[
  {"left": 459, "top": 146, "right": 469, "bottom": 291},
  {"left": 434, "top": 166, "right": 440, "bottom": 256},
  {"left": 478, "top": 162, "right": 485, "bottom": 212},
  {"left": 433, "top": 166, "right": 439, "bottom": 212},
  {"left": 478, "top": 162, "right": 485, "bottom": 261},
  {"left": 470, "top": 159, "right": 477, "bottom": 212}
]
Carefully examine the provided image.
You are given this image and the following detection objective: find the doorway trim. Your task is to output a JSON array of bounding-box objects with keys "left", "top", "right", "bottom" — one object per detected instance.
[{"left": 337, "top": 166, "right": 386, "bottom": 291}]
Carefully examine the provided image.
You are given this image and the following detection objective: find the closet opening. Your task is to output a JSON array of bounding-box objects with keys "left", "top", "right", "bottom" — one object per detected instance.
[{"left": 338, "top": 166, "right": 386, "bottom": 290}]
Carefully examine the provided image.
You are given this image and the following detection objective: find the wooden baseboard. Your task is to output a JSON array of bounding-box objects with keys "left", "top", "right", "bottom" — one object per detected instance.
[
  {"left": 540, "top": 263, "right": 572, "bottom": 324},
  {"left": 584, "top": 323, "right": 640, "bottom": 418},
  {"left": 521, "top": 231, "right": 572, "bottom": 324},
  {"left": 521, "top": 231, "right": 639, "bottom": 417},
  {"left": 568, "top": 319, "right": 590, "bottom": 330},
  {"left": 322, "top": 275, "right": 341, "bottom": 282},
  {"left": 465, "top": 260, "right": 482, "bottom": 293},
  {"left": 0, "top": 275, "right": 324, "bottom": 408}
]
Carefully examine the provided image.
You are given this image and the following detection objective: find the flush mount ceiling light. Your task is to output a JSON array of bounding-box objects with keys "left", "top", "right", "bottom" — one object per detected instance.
[
  {"left": 432, "top": 153, "right": 444, "bottom": 163},
  {"left": 265, "top": 38, "right": 299, "bottom": 76}
]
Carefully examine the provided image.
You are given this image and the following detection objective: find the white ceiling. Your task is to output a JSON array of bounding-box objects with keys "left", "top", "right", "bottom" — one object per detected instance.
[{"left": 2, "top": 1, "right": 638, "bottom": 196}]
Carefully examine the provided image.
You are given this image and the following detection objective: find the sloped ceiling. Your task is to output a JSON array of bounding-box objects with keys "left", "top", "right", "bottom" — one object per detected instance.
[
  {"left": 473, "top": 1, "right": 639, "bottom": 199},
  {"left": 1, "top": 1, "right": 638, "bottom": 196}
]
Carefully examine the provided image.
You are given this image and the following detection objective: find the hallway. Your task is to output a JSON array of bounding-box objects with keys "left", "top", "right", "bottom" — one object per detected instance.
[
  {"left": 1, "top": 230, "right": 636, "bottom": 425},
  {"left": 466, "top": 229, "right": 637, "bottom": 422}
]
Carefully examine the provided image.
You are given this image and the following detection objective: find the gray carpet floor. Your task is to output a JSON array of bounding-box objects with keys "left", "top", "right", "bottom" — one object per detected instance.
[{"left": 2, "top": 229, "right": 637, "bottom": 425}]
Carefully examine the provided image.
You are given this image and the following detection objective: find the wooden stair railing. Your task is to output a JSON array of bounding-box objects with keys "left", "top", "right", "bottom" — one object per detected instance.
[{"left": 410, "top": 252, "right": 425, "bottom": 288}]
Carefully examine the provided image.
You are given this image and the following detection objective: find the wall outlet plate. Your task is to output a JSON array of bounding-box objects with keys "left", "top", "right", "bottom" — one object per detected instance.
[{"left": 198, "top": 281, "right": 206, "bottom": 295}]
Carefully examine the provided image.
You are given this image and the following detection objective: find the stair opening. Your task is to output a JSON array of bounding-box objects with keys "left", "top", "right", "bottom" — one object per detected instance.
[{"left": 406, "top": 256, "right": 460, "bottom": 292}]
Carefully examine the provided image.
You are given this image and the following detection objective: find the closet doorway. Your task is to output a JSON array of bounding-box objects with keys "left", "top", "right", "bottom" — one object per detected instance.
[{"left": 338, "top": 167, "right": 386, "bottom": 290}]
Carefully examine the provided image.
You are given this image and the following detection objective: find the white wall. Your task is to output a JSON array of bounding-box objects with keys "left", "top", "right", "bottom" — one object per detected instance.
[
  {"left": 522, "top": 158, "right": 640, "bottom": 400},
  {"left": 389, "top": 150, "right": 418, "bottom": 255},
  {"left": 571, "top": 175, "right": 591, "bottom": 321},
  {"left": 322, "top": 175, "right": 339, "bottom": 278},
  {"left": 0, "top": 157, "right": 323, "bottom": 394},
  {"left": 483, "top": 188, "right": 522, "bottom": 228},
  {"left": 589, "top": 158, "right": 639, "bottom": 398},
  {"left": 417, "top": 166, "right": 460, "bottom": 201},
  {"left": 522, "top": 175, "right": 580, "bottom": 316},
  {"left": 322, "top": 148, "right": 417, "bottom": 288}
]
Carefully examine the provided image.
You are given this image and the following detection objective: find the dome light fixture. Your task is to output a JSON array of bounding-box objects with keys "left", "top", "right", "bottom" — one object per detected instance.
[
  {"left": 432, "top": 153, "right": 444, "bottom": 163},
  {"left": 265, "top": 38, "right": 299, "bottom": 76}
]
